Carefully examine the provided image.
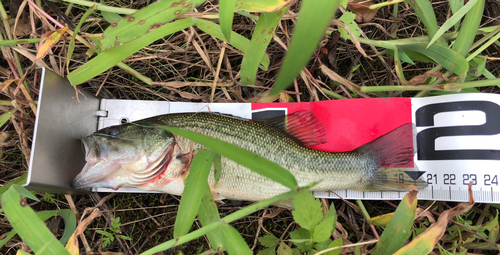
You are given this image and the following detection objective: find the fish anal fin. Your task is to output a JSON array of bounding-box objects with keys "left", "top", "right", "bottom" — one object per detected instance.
[{"left": 260, "top": 110, "right": 328, "bottom": 146}]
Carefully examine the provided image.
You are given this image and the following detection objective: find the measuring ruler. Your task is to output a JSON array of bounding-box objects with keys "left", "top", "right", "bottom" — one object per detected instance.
[
  {"left": 252, "top": 94, "right": 500, "bottom": 203},
  {"left": 91, "top": 91, "right": 500, "bottom": 203}
]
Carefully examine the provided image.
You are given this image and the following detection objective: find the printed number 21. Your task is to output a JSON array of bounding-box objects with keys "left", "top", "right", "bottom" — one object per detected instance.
[{"left": 416, "top": 101, "right": 500, "bottom": 160}]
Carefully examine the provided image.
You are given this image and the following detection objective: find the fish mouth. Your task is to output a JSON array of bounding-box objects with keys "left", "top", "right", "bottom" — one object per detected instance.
[{"left": 73, "top": 143, "right": 175, "bottom": 190}]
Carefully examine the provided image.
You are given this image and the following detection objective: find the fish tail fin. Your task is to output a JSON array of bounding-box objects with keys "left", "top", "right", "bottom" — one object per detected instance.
[{"left": 358, "top": 123, "right": 427, "bottom": 191}]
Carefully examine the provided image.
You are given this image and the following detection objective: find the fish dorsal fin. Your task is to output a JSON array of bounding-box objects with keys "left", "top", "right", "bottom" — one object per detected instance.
[{"left": 259, "top": 110, "right": 328, "bottom": 145}]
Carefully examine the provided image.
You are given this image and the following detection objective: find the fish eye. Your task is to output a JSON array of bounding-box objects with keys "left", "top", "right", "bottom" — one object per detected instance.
[{"left": 107, "top": 128, "right": 120, "bottom": 137}]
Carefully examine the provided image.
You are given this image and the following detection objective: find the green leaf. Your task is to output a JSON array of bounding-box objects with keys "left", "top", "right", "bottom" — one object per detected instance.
[
  {"left": 95, "top": 230, "right": 113, "bottom": 237},
  {"left": 404, "top": 0, "right": 443, "bottom": 45},
  {"left": 234, "top": 0, "right": 288, "bottom": 12},
  {"left": 68, "top": 18, "right": 194, "bottom": 85},
  {"left": 220, "top": 223, "right": 252, "bottom": 255},
  {"left": 219, "top": 0, "right": 236, "bottom": 42},
  {"left": 289, "top": 228, "right": 311, "bottom": 252},
  {"left": 372, "top": 190, "right": 418, "bottom": 255},
  {"left": 13, "top": 184, "right": 39, "bottom": 202},
  {"left": 338, "top": 12, "right": 360, "bottom": 40},
  {"left": 0, "top": 231, "right": 16, "bottom": 249},
  {"left": 116, "top": 235, "right": 133, "bottom": 241},
  {"left": 241, "top": 8, "right": 287, "bottom": 85},
  {"left": 101, "top": 0, "right": 206, "bottom": 50},
  {"left": 174, "top": 149, "right": 215, "bottom": 238},
  {"left": 197, "top": 183, "right": 224, "bottom": 250},
  {"left": 258, "top": 247, "right": 277, "bottom": 255},
  {"left": 324, "top": 238, "right": 343, "bottom": 255},
  {"left": 213, "top": 153, "right": 222, "bottom": 187},
  {"left": 37, "top": 209, "right": 77, "bottom": 244},
  {"left": 427, "top": 0, "right": 479, "bottom": 47},
  {"left": 161, "top": 126, "right": 298, "bottom": 190},
  {"left": 0, "top": 108, "right": 17, "bottom": 129},
  {"left": 270, "top": 0, "right": 341, "bottom": 95},
  {"left": 195, "top": 19, "right": 270, "bottom": 70},
  {"left": 313, "top": 216, "right": 335, "bottom": 243},
  {"left": 277, "top": 241, "right": 294, "bottom": 255},
  {"left": 398, "top": 43, "right": 468, "bottom": 75},
  {"left": 100, "top": 0, "right": 122, "bottom": 23},
  {"left": 451, "top": 0, "right": 485, "bottom": 57},
  {"left": 67, "top": 5, "right": 97, "bottom": 72},
  {"left": 259, "top": 234, "right": 279, "bottom": 248},
  {"left": 1, "top": 186, "right": 70, "bottom": 255},
  {"left": 0, "top": 173, "right": 27, "bottom": 197},
  {"left": 292, "top": 191, "right": 323, "bottom": 232}
]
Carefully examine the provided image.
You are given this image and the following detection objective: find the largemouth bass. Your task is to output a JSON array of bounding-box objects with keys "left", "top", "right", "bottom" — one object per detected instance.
[{"left": 73, "top": 111, "right": 426, "bottom": 201}]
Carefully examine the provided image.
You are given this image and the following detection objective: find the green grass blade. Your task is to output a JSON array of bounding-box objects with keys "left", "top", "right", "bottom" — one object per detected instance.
[
  {"left": 399, "top": 43, "right": 468, "bottom": 75},
  {"left": 174, "top": 149, "right": 214, "bottom": 238},
  {"left": 141, "top": 189, "right": 299, "bottom": 255},
  {"left": 404, "top": 0, "right": 444, "bottom": 45},
  {"left": 219, "top": 0, "right": 236, "bottom": 42},
  {"left": 160, "top": 126, "right": 298, "bottom": 190},
  {"left": 372, "top": 189, "right": 418, "bottom": 255},
  {"left": 427, "top": 0, "right": 479, "bottom": 47},
  {"left": 101, "top": 0, "right": 205, "bottom": 51},
  {"left": 1, "top": 186, "right": 70, "bottom": 255},
  {"left": 241, "top": 8, "right": 286, "bottom": 85},
  {"left": 269, "top": 0, "right": 341, "bottom": 95},
  {"left": 0, "top": 231, "right": 16, "bottom": 249},
  {"left": 67, "top": 18, "right": 194, "bottom": 85},
  {"left": 60, "top": 0, "right": 136, "bottom": 14},
  {"left": 0, "top": 38, "right": 40, "bottom": 46},
  {"left": 449, "top": 0, "right": 464, "bottom": 14},
  {"left": 195, "top": 19, "right": 270, "bottom": 70},
  {"left": 220, "top": 223, "right": 252, "bottom": 255},
  {"left": 67, "top": 4, "right": 97, "bottom": 73},
  {"left": 0, "top": 173, "right": 27, "bottom": 197},
  {"left": 0, "top": 108, "right": 16, "bottom": 129},
  {"left": 197, "top": 185, "right": 224, "bottom": 250},
  {"left": 234, "top": 0, "right": 288, "bottom": 12},
  {"left": 451, "top": 0, "right": 485, "bottom": 56}
]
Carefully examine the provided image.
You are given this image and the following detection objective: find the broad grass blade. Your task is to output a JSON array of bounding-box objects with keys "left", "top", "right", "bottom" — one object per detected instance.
[
  {"left": 241, "top": 8, "right": 287, "bottom": 85},
  {"left": 452, "top": 0, "right": 485, "bottom": 57},
  {"left": 234, "top": 0, "right": 289, "bottom": 12},
  {"left": 372, "top": 188, "right": 418, "bottom": 255},
  {"left": 449, "top": 0, "right": 464, "bottom": 14},
  {"left": 160, "top": 126, "right": 298, "bottom": 190},
  {"left": 219, "top": 0, "right": 236, "bottom": 42},
  {"left": 399, "top": 43, "right": 468, "bottom": 75},
  {"left": 394, "top": 184, "right": 476, "bottom": 254},
  {"left": 269, "top": 0, "right": 341, "bottom": 95},
  {"left": 1, "top": 186, "right": 70, "bottom": 255},
  {"left": 0, "top": 173, "right": 27, "bottom": 196},
  {"left": 0, "top": 107, "right": 16, "bottom": 129},
  {"left": 220, "top": 223, "right": 252, "bottom": 255},
  {"left": 197, "top": 184, "right": 224, "bottom": 250},
  {"left": 174, "top": 149, "right": 215, "bottom": 238},
  {"left": 404, "top": 0, "right": 444, "bottom": 46},
  {"left": 195, "top": 19, "right": 270, "bottom": 70},
  {"left": 100, "top": 0, "right": 206, "bottom": 50},
  {"left": 68, "top": 19, "right": 194, "bottom": 85},
  {"left": 37, "top": 210, "right": 77, "bottom": 244},
  {"left": 427, "top": 0, "right": 479, "bottom": 48}
]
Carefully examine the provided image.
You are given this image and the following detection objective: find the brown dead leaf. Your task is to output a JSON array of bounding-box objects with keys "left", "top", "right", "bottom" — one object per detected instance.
[
  {"left": 348, "top": 0, "right": 379, "bottom": 23},
  {"left": 66, "top": 208, "right": 103, "bottom": 255},
  {"left": 36, "top": 26, "right": 68, "bottom": 61},
  {"left": 407, "top": 71, "right": 458, "bottom": 85}
]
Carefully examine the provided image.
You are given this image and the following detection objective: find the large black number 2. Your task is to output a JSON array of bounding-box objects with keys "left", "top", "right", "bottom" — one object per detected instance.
[{"left": 416, "top": 101, "right": 500, "bottom": 160}]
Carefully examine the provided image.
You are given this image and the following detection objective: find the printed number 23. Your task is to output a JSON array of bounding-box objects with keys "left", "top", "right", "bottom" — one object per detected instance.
[{"left": 416, "top": 101, "right": 500, "bottom": 160}]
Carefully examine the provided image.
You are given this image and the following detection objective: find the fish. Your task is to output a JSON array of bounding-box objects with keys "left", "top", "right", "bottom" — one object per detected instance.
[{"left": 73, "top": 111, "right": 427, "bottom": 201}]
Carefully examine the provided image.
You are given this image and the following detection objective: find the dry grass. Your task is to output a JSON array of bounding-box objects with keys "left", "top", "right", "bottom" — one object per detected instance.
[{"left": 1, "top": 0, "right": 500, "bottom": 254}]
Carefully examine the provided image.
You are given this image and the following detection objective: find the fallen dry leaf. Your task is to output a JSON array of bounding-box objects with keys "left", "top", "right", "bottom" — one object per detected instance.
[
  {"left": 36, "top": 26, "right": 68, "bottom": 61},
  {"left": 348, "top": 0, "right": 379, "bottom": 23}
]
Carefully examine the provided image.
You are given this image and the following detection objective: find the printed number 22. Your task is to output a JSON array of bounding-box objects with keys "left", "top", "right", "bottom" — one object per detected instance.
[{"left": 416, "top": 101, "right": 500, "bottom": 160}]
